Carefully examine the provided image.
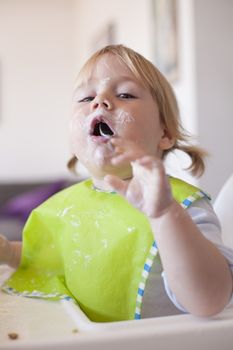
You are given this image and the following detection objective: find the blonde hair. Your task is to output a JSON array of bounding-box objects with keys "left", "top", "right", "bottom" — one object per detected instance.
[{"left": 68, "top": 44, "right": 206, "bottom": 177}]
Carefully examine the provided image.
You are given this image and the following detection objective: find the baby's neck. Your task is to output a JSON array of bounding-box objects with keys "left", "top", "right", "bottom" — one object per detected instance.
[
  {"left": 92, "top": 177, "right": 114, "bottom": 192},
  {"left": 92, "top": 175, "right": 132, "bottom": 193}
]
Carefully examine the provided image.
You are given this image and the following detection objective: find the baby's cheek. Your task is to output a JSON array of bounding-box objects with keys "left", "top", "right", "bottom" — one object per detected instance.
[
  {"left": 69, "top": 121, "right": 83, "bottom": 154},
  {"left": 114, "top": 109, "right": 135, "bottom": 132}
]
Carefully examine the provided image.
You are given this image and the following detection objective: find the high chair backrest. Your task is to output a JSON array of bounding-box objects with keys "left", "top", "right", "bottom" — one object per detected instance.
[{"left": 214, "top": 174, "right": 233, "bottom": 249}]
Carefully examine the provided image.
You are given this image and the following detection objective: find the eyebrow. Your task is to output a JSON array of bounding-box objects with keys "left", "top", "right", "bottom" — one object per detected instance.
[{"left": 75, "top": 76, "right": 140, "bottom": 91}]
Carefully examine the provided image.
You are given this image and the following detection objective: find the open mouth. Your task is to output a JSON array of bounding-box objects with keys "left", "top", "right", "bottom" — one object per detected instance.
[{"left": 92, "top": 120, "right": 114, "bottom": 138}]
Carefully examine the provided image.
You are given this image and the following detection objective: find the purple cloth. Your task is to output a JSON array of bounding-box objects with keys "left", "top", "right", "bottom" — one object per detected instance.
[{"left": 0, "top": 180, "right": 67, "bottom": 223}]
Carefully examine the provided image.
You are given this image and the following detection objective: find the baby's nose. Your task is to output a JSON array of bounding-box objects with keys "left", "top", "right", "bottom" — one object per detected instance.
[{"left": 92, "top": 96, "right": 112, "bottom": 110}]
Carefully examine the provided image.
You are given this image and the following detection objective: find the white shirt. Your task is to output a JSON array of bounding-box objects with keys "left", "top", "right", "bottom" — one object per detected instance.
[{"left": 141, "top": 198, "right": 233, "bottom": 317}]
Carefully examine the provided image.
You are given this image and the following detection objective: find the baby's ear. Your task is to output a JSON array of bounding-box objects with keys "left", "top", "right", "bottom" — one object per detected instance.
[{"left": 159, "top": 128, "right": 175, "bottom": 151}]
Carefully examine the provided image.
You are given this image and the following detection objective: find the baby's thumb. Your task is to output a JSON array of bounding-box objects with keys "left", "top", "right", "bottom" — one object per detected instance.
[
  {"left": 104, "top": 175, "right": 128, "bottom": 196},
  {"left": 0, "top": 234, "right": 10, "bottom": 264}
]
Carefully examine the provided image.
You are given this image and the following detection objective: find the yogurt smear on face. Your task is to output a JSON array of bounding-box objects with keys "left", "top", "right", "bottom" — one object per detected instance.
[{"left": 91, "top": 139, "right": 115, "bottom": 166}]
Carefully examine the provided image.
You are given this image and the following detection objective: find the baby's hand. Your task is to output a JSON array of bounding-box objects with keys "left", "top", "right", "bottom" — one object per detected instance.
[
  {"left": 109, "top": 138, "right": 147, "bottom": 166},
  {"left": 0, "top": 234, "right": 11, "bottom": 265},
  {"left": 105, "top": 140, "right": 173, "bottom": 218},
  {"left": 0, "top": 235, "right": 21, "bottom": 268}
]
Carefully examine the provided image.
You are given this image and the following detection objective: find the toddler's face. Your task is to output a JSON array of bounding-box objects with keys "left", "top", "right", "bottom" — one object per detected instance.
[{"left": 70, "top": 54, "right": 170, "bottom": 180}]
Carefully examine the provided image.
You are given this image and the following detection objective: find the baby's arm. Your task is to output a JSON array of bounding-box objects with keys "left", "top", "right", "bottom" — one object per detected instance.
[
  {"left": 105, "top": 139, "right": 233, "bottom": 317},
  {"left": 0, "top": 234, "right": 22, "bottom": 268}
]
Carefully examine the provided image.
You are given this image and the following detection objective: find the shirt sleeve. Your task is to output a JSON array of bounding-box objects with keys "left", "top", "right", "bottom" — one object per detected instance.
[{"left": 162, "top": 197, "right": 233, "bottom": 312}]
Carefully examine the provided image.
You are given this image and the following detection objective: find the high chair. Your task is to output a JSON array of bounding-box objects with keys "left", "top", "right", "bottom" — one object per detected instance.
[
  {"left": 214, "top": 173, "right": 233, "bottom": 249},
  {"left": 1, "top": 176, "right": 233, "bottom": 349}
]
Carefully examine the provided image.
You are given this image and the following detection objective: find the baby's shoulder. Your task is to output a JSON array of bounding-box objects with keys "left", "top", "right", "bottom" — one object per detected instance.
[{"left": 169, "top": 176, "right": 211, "bottom": 209}]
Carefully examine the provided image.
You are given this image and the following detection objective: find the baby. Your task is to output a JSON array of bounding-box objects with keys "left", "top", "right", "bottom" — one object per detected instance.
[{"left": 0, "top": 45, "right": 233, "bottom": 322}]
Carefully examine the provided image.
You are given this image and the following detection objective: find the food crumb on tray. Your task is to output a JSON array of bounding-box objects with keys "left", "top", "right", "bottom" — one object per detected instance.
[{"left": 8, "top": 332, "right": 19, "bottom": 340}]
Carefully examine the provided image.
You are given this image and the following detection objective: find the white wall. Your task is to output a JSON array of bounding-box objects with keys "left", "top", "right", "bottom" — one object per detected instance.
[
  {"left": 73, "top": 0, "right": 153, "bottom": 72},
  {"left": 194, "top": 0, "right": 233, "bottom": 198},
  {"left": 1, "top": 0, "right": 232, "bottom": 198},
  {"left": 0, "top": 0, "right": 76, "bottom": 182},
  {"left": 166, "top": 0, "right": 198, "bottom": 185}
]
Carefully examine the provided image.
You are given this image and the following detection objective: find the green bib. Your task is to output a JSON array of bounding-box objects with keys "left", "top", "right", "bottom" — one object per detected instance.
[{"left": 2, "top": 177, "right": 208, "bottom": 322}]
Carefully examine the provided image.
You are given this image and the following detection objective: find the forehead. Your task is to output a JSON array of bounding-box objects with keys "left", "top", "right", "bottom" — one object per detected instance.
[
  {"left": 76, "top": 54, "right": 138, "bottom": 89},
  {"left": 91, "top": 54, "right": 132, "bottom": 77}
]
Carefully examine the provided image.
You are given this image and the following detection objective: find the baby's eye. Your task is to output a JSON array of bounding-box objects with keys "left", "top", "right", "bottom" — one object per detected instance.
[
  {"left": 78, "top": 96, "right": 94, "bottom": 102},
  {"left": 118, "top": 93, "right": 136, "bottom": 99}
]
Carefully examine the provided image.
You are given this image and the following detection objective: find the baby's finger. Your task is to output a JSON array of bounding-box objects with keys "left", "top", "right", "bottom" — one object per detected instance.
[
  {"left": 111, "top": 153, "right": 132, "bottom": 165},
  {"left": 112, "top": 149, "right": 148, "bottom": 166},
  {"left": 135, "top": 156, "right": 162, "bottom": 169},
  {"left": 110, "top": 137, "right": 125, "bottom": 147},
  {"left": 131, "top": 161, "right": 152, "bottom": 185},
  {"left": 110, "top": 138, "right": 144, "bottom": 155},
  {"left": 0, "top": 234, "right": 10, "bottom": 264},
  {"left": 113, "top": 146, "right": 125, "bottom": 155},
  {"left": 136, "top": 157, "right": 167, "bottom": 181}
]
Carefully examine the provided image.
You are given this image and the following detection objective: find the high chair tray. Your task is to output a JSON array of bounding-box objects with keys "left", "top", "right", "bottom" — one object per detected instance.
[{"left": 1, "top": 265, "right": 233, "bottom": 350}]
